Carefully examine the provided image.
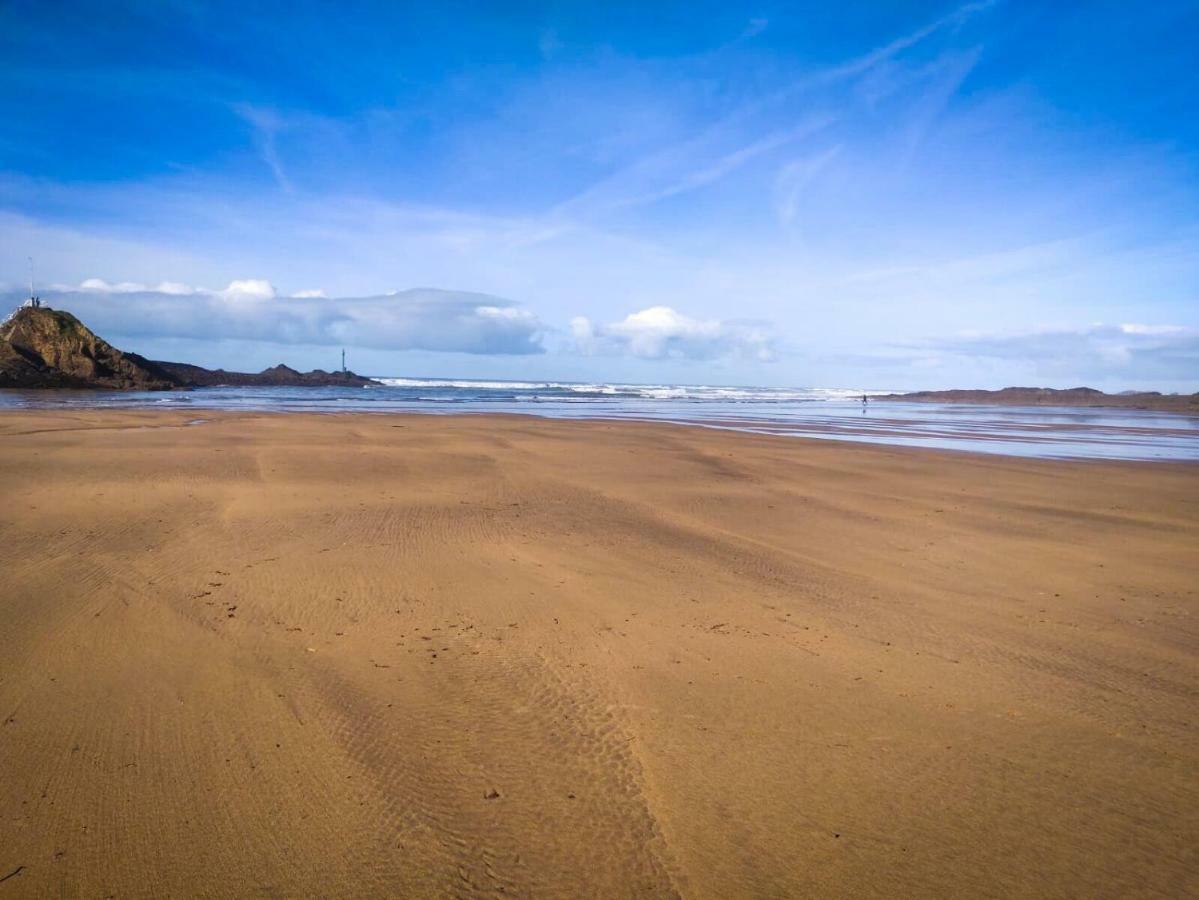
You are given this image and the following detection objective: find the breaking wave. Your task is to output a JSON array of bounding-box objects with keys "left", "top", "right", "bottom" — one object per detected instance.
[{"left": 375, "top": 378, "right": 885, "bottom": 402}]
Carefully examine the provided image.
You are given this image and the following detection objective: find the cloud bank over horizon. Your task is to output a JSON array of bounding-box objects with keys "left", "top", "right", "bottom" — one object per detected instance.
[
  {"left": 8, "top": 281, "right": 1195, "bottom": 392},
  {"left": 902, "top": 324, "right": 1199, "bottom": 384},
  {"left": 11, "top": 283, "right": 547, "bottom": 356},
  {"left": 10, "top": 280, "right": 791, "bottom": 365}
]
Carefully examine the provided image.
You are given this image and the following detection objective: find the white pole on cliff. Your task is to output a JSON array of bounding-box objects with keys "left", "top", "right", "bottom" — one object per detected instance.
[{"left": 24, "top": 257, "right": 42, "bottom": 308}]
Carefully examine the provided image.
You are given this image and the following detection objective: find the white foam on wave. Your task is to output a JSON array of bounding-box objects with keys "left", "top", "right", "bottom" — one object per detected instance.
[
  {"left": 379, "top": 378, "right": 554, "bottom": 390},
  {"left": 376, "top": 377, "right": 891, "bottom": 401}
]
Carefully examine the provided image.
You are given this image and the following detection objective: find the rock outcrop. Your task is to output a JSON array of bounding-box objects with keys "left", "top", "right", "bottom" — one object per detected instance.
[
  {"left": 0, "top": 305, "right": 178, "bottom": 389},
  {"left": 0, "top": 304, "right": 379, "bottom": 390},
  {"left": 150, "top": 361, "right": 376, "bottom": 388}
]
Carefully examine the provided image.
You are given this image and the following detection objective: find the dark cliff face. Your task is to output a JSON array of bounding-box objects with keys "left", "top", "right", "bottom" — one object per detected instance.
[
  {"left": 0, "top": 305, "right": 178, "bottom": 389},
  {"left": 0, "top": 304, "right": 380, "bottom": 390}
]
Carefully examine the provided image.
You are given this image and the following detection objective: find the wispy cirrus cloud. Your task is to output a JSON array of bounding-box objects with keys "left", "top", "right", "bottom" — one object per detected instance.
[
  {"left": 551, "top": 0, "right": 998, "bottom": 223},
  {"left": 554, "top": 117, "right": 833, "bottom": 219},
  {"left": 773, "top": 146, "right": 842, "bottom": 226},
  {"left": 233, "top": 104, "right": 296, "bottom": 192}
]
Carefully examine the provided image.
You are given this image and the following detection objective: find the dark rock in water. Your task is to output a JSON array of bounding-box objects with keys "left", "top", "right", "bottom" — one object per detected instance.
[
  {"left": 0, "top": 304, "right": 380, "bottom": 390},
  {"left": 150, "top": 359, "right": 377, "bottom": 388}
]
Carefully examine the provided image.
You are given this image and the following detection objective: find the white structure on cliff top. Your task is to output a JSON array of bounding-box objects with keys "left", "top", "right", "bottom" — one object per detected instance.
[{"left": 24, "top": 257, "right": 42, "bottom": 308}]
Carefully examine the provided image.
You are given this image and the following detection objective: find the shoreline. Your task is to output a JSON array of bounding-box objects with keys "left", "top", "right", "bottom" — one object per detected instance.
[
  {"left": 3, "top": 403, "right": 1197, "bottom": 463},
  {"left": 2, "top": 410, "right": 1196, "bottom": 896}
]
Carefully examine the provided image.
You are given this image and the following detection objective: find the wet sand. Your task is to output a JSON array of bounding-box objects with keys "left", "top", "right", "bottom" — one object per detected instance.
[{"left": 0, "top": 410, "right": 1196, "bottom": 898}]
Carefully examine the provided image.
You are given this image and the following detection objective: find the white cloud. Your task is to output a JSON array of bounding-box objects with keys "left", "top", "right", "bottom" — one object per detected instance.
[
  {"left": 77, "top": 277, "right": 200, "bottom": 295},
  {"left": 572, "top": 306, "right": 776, "bottom": 361},
  {"left": 156, "top": 281, "right": 198, "bottom": 295},
  {"left": 219, "top": 278, "right": 276, "bottom": 300},
  {"left": 477, "top": 305, "right": 537, "bottom": 323},
  {"left": 69, "top": 277, "right": 281, "bottom": 300},
  {"left": 12, "top": 284, "right": 545, "bottom": 355},
  {"left": 905, "top": 323, "right": 1199, "bottom": 380},
  {"left": 291, "top": 288, "right": 327, "bottom": 298},
  {"left": 1118, "top": 323, "right": 1187, "bottom": 336},
  {"left": 79, "top": 278, "right": 145, "bottom": 293}
]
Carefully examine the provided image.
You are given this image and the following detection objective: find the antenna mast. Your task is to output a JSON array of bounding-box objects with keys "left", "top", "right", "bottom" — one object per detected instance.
[{"left": 26, "top": 257, "right": 39, "bottom": 308}]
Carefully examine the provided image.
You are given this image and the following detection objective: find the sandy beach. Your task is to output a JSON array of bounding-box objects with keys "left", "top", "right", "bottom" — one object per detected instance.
[{"left": 0, "top": 410, "right": 1195, "bottom": 898}]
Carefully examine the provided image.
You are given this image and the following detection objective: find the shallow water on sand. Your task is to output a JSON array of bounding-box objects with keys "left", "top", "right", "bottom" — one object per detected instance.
[{"left": 1, "top": 379, "right": 1196, "bottom": 461}]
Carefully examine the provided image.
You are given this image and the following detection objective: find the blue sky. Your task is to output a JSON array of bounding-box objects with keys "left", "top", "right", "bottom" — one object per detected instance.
[{"left": 2, "top": 0, "right": 1197, "bottom": 389}]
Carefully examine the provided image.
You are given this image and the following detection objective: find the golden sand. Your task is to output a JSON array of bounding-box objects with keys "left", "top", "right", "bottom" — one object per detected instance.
[{"left": 0, "top": 411, "right": 1195, "bottom": 897}]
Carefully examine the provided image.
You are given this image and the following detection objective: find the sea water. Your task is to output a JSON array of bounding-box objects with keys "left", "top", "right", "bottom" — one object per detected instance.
[{"left": 1, "top": 378, "right": 1196, "bottom": 462}]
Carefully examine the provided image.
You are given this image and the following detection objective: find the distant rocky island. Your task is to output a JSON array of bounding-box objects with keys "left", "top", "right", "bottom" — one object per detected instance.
[
  {"left": 0, "top": 304, "right": 378, "bottom": 390},
  {"left": 880, "top": 386, "right": 1199, "bottom": 413}
]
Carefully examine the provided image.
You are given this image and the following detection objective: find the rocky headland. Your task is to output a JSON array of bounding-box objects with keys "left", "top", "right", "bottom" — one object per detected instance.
[{"left": 0, "top": 305, "right": 378, "bottom": 390}]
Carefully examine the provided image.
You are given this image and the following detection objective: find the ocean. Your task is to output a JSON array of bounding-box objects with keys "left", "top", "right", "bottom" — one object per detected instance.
[{"left": 1, "top": 377, "right": 1196, "bottom": 461}]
